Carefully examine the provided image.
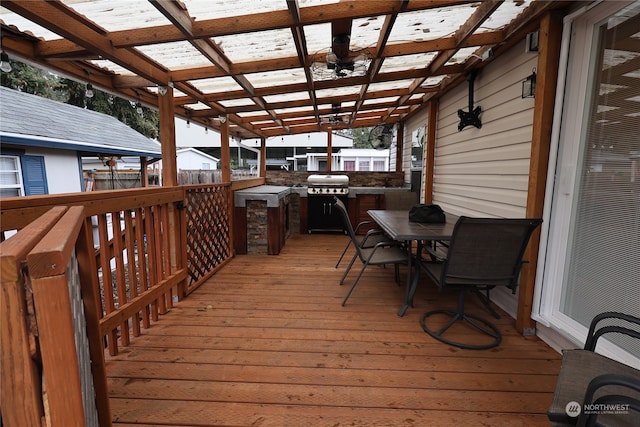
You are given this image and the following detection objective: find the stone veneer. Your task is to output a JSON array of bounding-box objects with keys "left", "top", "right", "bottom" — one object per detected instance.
[
  {"left": 246, "top": 200, "right": 268, "bottom": 254},
  {"left": 265, "top": 171, "right": 405, "bottom": 188}
]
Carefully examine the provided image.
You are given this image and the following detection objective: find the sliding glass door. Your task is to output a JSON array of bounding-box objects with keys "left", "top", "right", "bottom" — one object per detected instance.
[{"left": 542, "top": 1, "right": 639, "bottom": 361}]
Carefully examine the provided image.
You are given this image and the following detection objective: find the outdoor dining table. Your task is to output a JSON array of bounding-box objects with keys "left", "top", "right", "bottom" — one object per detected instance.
[{"left": 367, "top": 209, "right": 458, "bottom": 317}]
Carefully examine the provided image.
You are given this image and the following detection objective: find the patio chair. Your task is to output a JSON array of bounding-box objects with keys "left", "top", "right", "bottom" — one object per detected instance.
[
  {"left": 547, "top": 311, "right": 640, "bottom": 426},
  {"left": 333, "top": 197, "right": 408, "bottom": 306},
  {"left": 335, "top": 192, "right": 415, "bottom": 269},
  {"left": 419, "top": 216, "right": 542, "bottom": 349}
]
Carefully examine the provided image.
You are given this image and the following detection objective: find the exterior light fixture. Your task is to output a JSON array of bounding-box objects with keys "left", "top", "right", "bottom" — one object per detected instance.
[
  {"left": 85, "top": 82, "right": 94, "bottom": 98},
  {"left": 157, "top": 85, "right": 168, "bottom": 96},
  {"left": 218, "top": 114, "right": 227, "bottom": 123},
  {"left": 0, "top": 51, "right": 12, "bottom": 73},
  {"left": 186, "top": 119, "right": 190, "bottom": 128},
  {"left": 522, "top": 68, "right": 536, "bottom": 98}
]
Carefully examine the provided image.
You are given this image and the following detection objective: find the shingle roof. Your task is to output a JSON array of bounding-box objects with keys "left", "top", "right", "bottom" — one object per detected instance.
[{"left": 0, "top": 87, "right": 161, "bottom": 158}]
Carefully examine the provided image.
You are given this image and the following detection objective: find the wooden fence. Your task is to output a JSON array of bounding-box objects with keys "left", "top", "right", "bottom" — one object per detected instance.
[{"left": 0, "top": 183, "right": 234, "bottom": 426}]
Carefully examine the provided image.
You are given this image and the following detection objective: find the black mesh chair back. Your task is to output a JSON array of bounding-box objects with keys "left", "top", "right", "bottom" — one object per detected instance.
[
  {"left": 441, "top": 217, "right": 542, "bottom": 291},
  {"left": 420, "top": 216, "right": 542, "bottom": 349}
]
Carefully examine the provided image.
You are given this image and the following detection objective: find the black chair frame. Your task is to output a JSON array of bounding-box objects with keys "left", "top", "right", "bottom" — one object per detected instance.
[{"left": 333, "top": 197, "right": 408, "bottom": 307}]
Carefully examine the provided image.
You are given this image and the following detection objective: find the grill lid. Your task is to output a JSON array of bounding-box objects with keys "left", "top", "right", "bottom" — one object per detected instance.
[{"left": 307, "top": 174, "right": 349, "bottom": 187}]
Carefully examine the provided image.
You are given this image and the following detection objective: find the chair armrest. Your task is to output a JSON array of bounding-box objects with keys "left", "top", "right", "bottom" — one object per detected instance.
[
  {"left": 577, "top": 373, "right": 640, "bottom": 427},
  {"left": 354, "top": 220, "right": 377, "bottom": 234},
  {"left": 585, "top": 312, "right": 640, "bottom": 351}
]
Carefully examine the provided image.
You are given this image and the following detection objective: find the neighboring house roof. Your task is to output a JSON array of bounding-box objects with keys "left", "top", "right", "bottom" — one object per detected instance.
[
  {"left": 177, "top": 147, "right": 219, "bottom": 162},
  {"left": 0, "top": 86, "right": 161, "bottom": 158}
]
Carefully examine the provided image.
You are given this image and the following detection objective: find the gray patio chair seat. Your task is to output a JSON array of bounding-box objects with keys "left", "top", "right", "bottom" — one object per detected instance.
[
  {"left": 419, "top": 216, "right": 542, "bottom": 350},
  {"left": 333, "top": 197, "right": 408, "bottom": 306},
  {"left": 335, "top": 222, "right": 390, "bottom": 268},
  {"left": 548, "top": 312, "right": 640, "bottom": 427}
]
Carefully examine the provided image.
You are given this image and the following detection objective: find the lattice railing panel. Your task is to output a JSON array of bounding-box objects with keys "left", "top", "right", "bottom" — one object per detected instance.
[{"left": 184, "top": 184, "right": 232, "bottom": 293}]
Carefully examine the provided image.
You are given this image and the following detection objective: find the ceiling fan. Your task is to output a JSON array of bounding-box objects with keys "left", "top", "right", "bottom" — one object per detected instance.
[
  {"left": 320, "top": 114, "right": 347, "bottom": 125},
  {"left": 369, "top": 124, "right": 394, "bottom": 150},
  {"left": 311, "top": 34, "right": 371, "bottom": 80},
  {"left": 319, "top": 102, "right": 348, "bottom": 126}
]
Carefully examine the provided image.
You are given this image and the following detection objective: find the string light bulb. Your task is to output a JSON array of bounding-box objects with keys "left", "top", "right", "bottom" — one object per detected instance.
[
  {"left": 1, "top": 51, "right": 12, "bottom": 73},
  {"left": 85, "top": 82, "right": 94, "bottom": 98}
]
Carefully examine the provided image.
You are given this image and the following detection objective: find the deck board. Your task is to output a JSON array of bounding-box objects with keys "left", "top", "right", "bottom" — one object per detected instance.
[{"left": 106, "top": 233, "right": 561, "bottom": 426}]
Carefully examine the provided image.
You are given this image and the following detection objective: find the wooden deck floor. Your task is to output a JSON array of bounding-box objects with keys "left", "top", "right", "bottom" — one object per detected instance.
[{"left": 105, "top": 233, "right": 561, "bottom": 426}]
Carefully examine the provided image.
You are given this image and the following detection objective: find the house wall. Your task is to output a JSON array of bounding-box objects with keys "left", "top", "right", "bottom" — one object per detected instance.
[
  {"left": 338, "top": 149, "right": 390, "bottom": 171},
  {"left": 25, "top": 147, "right": 83, "bottom": 194},
  {"left": 177, "top": 150, "right": 218, "bottom": 170},
  {"left": 434, "top": 39, "right": 536, "bottom": 218},
  {"left": 432, "top": 39, "right": 538, "bottom": 317}
]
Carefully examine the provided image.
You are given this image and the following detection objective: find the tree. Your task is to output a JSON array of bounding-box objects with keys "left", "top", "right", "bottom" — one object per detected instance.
[
  {"left": 351, "top": 127, "right": 373, "bottom": 148},
  {"left": 335, "top": 127, "right": 373, "bottom": 148},
  {"left": 1, "top": 60, "right": 160, "bottom": 139},
  {"left": 0, "top": 60, "right": 61, "bottom": 100}
]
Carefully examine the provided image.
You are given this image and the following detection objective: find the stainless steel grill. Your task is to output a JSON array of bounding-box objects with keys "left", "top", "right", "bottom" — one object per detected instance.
[
  {"left": 306, "top": 174, "right": 349, "bottom": 233},
  {"left": 307, "top": 174, "right": 349, "bottom": 195}
]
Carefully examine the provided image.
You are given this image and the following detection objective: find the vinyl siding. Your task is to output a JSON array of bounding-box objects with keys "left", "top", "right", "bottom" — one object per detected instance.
[
  {"left": 432, "top": 40, "right": 538, "bottom": 317},
  {"left": 433, "top": 39, "right": 537, "bottom": 219}
]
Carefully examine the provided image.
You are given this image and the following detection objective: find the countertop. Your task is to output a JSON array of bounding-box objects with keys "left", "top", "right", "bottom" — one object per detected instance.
[{"left": 234, "top": 185, "right": 291, "bottom": 207}]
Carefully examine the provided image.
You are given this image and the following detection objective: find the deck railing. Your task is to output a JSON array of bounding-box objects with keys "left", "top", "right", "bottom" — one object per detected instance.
[{"left": 0, "top": 183, "right": 235, "bottom": 426}]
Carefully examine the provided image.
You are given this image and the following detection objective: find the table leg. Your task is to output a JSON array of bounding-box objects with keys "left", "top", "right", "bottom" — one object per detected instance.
[{"left": 398, "top": 239, "right": 418, "bottom": 317}]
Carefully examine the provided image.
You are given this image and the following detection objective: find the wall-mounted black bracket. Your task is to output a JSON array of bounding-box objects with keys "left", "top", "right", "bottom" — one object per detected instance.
[{"left": 457, "top": 70, "right": 482, "bottom": 131}]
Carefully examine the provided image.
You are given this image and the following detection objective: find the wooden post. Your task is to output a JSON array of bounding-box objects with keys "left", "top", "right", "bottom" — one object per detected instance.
[
  {"left": 395, "top": 122, "right": 404, "bottom": 173},
  {"left": 0, "top": 207, "right": 66, "bottom": 427},
  {"left": 260, "top": 136, "right": 267, "bottom": 178},
  {"left": 157, "top": 87, "right": 182, "bottom": 289},
  {"left": 27, "top": 206, "right": 89, "bottom": 426},
  {"left": 220, "top": 117, "right": 231, "bottom": 182},
  {"left": 158, "top": 86, "right": 177, "bottom": 187},
  {"left": 424, "top": 100, "right": 438, "bottom": 204},
  {"left": 326, "top": 130, "right": 333, "bottom": 172},
  {"left": 517, "top": 11, "right": 564, "bottom": 334},
  {"left": 140, "top": 156, "right": 149, "bottom": 187}
]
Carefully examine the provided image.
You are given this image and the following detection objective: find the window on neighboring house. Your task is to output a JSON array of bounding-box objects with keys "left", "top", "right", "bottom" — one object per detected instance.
[
  {"left": 202, "top": 163, "right": 211, "bottom": 170},
  {"left": 344, "top": 160, "right": 355, "bottom": 171},
  {"left": 373, "top": 160, "right": 385, "bottom": 171},
  {"left": 358, "top": 160, "right": 370, "bottom": 171},
  {"left": 0, "top": 154, "right": 48, "bottom": 197},
  {"left": 0, "top": 155, "right": 24, "bottom": 197}
]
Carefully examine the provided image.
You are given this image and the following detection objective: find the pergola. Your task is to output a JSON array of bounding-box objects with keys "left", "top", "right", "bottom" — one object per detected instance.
[{"left": 1, "top": 1, "right": 568, "bottom": 171}]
